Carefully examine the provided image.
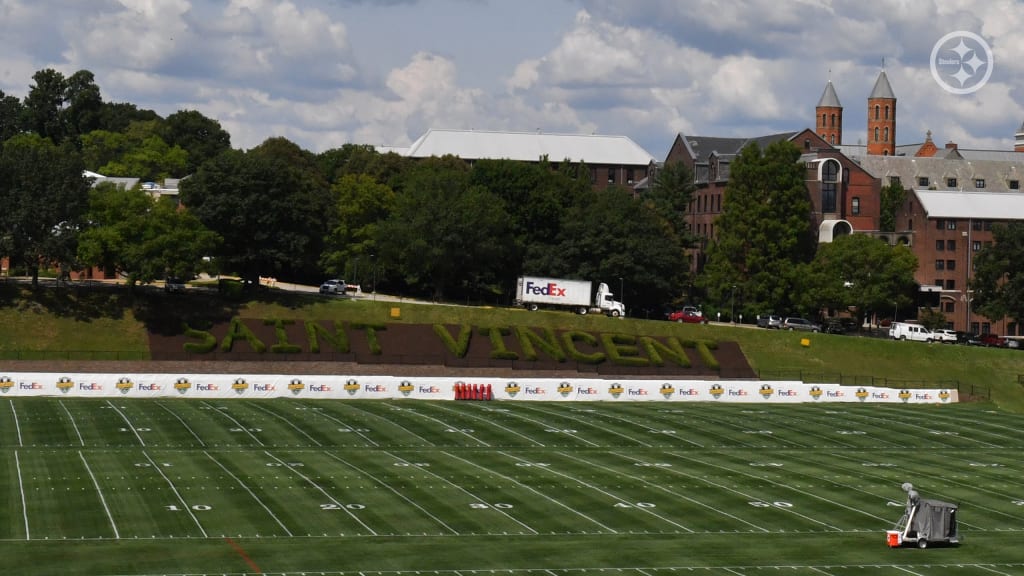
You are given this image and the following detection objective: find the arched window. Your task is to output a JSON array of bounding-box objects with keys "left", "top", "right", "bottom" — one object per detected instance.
[
  {"left": 830, "top": 113, "right": 836, "bottom": 127},
  {"left": 875, "top": 105, "right": 880, "bottom": 120},
  {"left": 821, "top": 159, "right": 839, "bottom": 213},
  {"left": 884, "top": 127, "right": 889, "bottom": 142},
  {"left": 874, "top": 127, "right": 880, "bottom": 141},
  {"left": 883, "top": 150, "right": 889, "bottom": 156},
  {"left": 885, "top": 105, "right": 890, "bottom": 119},
  {"left": 852, "top": 196, "right": 861, "bottom": 215},
  {"left": 830, "top": 134, "right": 835, "bottom": 145},
  {"left": 821, "top": 113, "right": 826, "bottom": 126}
]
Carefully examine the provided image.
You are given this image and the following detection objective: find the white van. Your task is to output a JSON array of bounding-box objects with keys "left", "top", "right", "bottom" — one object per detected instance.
[{"left": 889, "top": 322, "right": 935, "bottom": 342}]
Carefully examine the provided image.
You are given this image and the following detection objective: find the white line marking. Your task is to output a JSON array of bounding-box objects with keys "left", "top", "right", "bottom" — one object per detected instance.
[
  {"left": 519, "top": 403, "right": 662, "bottom": 447},
  {"left": 9, "top": 399, "right": 22, "bottom": 447},
  {"left": 247, "top": 402, "right": 322, "bottom": 446},
  {"left": 156, "top": 402, "right": 205, "bottom": 447},
  {"left": 893, "top": 566, "right": 927, "bottom": 576},
  {"left": 976, "top": 564, "right": 1013, "bottom": 575},
  {"left": 79, "top": 451, "right": 119, "bottom": 539},
  {"left": 58, "top": 400, "right": 85, "bottom": 446},
  {"left": 444, "top": 450, "right": 617, "bottom": 533},
  {"left": 398, "top": 407, "right": 491, "bottom": 446},
  {"left": 143, "top": 450, "right": 207, "bottom": 537},
  {"left": 385, "top": 450, "right": 538, "bottom": 534},
  {"left": 105, "top": 401, "right": 146, "bottom": 446},
  {"left": 14, "top": 450, "right": 29, "bottom": 539},
  {"left": 203, "top": 401, "right": 263, "bottom": 445},
  {"left": 264, "top": 449, "right": 378, "bottom": 535},
  {"left": 497, "top": 405, "right": 600, "bottom": 447},
  {"left": 323, "top": 450, "right": 460, "bottom": 534},
  {"left": 203, "top": 451, "right": 292, "bottom": 536},
  {"left": 431, "top": 403, "right": 546, "bottom": 447},
  {"left": 304, "top": 403, "right": 380, "bottom": 447}
]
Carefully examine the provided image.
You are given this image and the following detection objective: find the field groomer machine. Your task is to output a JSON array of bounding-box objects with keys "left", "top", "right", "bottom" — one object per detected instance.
[{"left": 887, "top": 482, "right": 960, "bottom": 548}]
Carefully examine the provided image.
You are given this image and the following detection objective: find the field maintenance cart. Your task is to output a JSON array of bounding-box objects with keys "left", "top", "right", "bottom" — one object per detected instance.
[{"left": 887, "top": 482, "right": 960, "bottom": 548}]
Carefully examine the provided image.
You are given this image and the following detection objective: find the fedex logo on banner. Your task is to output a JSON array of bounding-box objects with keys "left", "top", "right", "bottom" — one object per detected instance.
[
  {"left": 79, "top": 383, "right": 103, "bottom": 391},
  {"left": 776, "top": 389, "right": 798, "bottom": 397},
  {"left": 309, "top": 384, "right": 332, "bottom": 392},
  {"left": 196, "top": 383, "right": 220, "bottom": 391},
  {"left": 20, "top": 382, "right": 43, "bottom": 390},
  {"left": 577, "top": 387, "right": 599, "bottom": 395},
  {"left": 525, "top": 281, "right": 567, "bottom": 297},
  {"left": 524, "top": 386, "right": 546, "bottom": 396},
  {"left": 254, "top": 383, "right": 276, "bottom": 392},
  {"left": 872, "top": 392, "right": 890, "bottom": 399},
  {"left": 628, "top": 388, "right": 648, "bottom": 396},
  {"left": 677, "top": 388, "right": 699, "bottom": 396},
  {"left": 827, "top": 390, "right": 845, "bottom": 398},
  {"left": 419, "top": 386, "right": 441, "bottom": 394},
  {"left": 364, "top": 384, "right": 387, "bottom": 392},
  {"left": 728, "top": 389, "right": 749, "bottom": 396},
  {"left": 138, "top": 383, "right": 161, "bottom": 391}
]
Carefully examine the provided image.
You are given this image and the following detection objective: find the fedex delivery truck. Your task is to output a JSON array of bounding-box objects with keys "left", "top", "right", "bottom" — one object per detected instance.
[{"left": 515, "top": 276, "right": 625, "bottom": 316}]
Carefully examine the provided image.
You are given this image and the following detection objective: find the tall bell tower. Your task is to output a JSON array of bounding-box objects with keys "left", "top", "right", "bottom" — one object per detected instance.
[
  {"left": 816, "top": 79, "right": 842, "bottom": 146},
  {"left": 867, "top": 69, "right": 896, "bottom": 156}
]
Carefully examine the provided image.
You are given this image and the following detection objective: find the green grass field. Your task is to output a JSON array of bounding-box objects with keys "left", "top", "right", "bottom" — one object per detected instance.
[{"left": 2, "top": 397, "right": 1023, "bottom": 575}]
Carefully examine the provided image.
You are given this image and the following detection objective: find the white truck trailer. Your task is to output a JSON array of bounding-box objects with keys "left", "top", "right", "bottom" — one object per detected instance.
[{"left": 515, "top": 276, "right": 625, "bottom": 317}]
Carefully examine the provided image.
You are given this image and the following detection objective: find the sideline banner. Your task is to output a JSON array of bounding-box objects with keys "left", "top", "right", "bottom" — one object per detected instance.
[{"left": 0, "top": 372, "right": 959, "bottom": 404}]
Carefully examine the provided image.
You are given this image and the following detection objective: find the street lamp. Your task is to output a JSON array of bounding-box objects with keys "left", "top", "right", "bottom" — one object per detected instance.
[
  {"left": 730, "top": 284, "right": 737, "bottom": 324},
  {"left": 619, "top": 277, "right": 624, "bottom": 316}
]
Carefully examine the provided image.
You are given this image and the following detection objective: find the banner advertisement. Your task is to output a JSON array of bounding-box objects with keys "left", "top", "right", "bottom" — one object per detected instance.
[{"left": 0, "top": 372, "right": 959, "bottom": 404}]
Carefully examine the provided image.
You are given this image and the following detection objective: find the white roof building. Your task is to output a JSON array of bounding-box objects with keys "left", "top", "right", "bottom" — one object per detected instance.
[
  {"left": 914, "top": 189, "right": 1024, "bottom": 220},
  {"left": 404, "top": 129, "right": 656, "bottom": 166}
]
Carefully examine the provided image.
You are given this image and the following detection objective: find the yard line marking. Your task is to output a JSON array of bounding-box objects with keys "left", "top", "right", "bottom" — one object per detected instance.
[
  {"left": 517, "top": 404, "right": 654, "bottom": 447},
  {"left": 156, "top": 402, "right": 205, "bottom": 447},
  {"left": 605, "top": 452, "right": 770, "bottom": 532},
  {"left": 893, "top": 566, "right": 927, "bottom": 576},
  {"left": 225, "top": 536, "right": 262, "bottom": 574},
  {"left": 852, "top": 407, "right": 1002, "bottom": 449},
  {"left": 482, "top": 405, "right": 599, "bottom": 447},
  {"left": 444, "top": 450, "right": 617, "bottom": 533},
  {"left": 9, "top": 399, "right": 23, "bottom": 447},
  {"left": 430, "top": 403, "right": 546, "bottom": 446},
  {"left": 264, "top": 449, "right": 378, "bottom": 535},
  {"left": 396, "top": 406, "right": 491, "bottom": 446},
  {"left": 323, "top": 450, "right": 460, "bottom": 534},
  {"left": 385, "top": 450, "right": 539, "bottom": 534},
  {"left": 202, "top": 401, "right": 264, "bottom": 446},
  {"left": 14, "top": 450, "right": 29, "bottom": 540},
  {"left": 58, "top": 400, "right": 85, "bottom": 446},
  {"left": 78, "top": 451, "right": 119, "bottom": 539},
  {"left": 303, "top": 403, "right": 380, "bottom": 447},
  {"left": 105, "top": 400, "right": 146, "bottom": 446},
  {"left": 668, "top": 451, "right": 872, "bottom": 528},
  {"left": 542, "top": 451, "right": 694, "bottom": 533},
  {"left": 593, "top": 409, "right": 706, "bottom": 447},
  {"left": 143, "top": 450, "right": 207, "bottom": 537},
  {"left": 977, "top": 564, "right": 1014, "bottom": 575},
  {"left": 204, "top": 451, "right": 293, "bottom": 536},
  {"left": 868, "top": 405, "right": 1012, "bottom": 447},
  {"left": 809, "top": 566, "right": 837, "bottom": 575},
  {"left": 246, "top": 402, "right": 322, "bottom": 446}
]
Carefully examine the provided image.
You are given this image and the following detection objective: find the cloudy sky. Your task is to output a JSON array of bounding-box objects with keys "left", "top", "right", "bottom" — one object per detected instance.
[{"left": 1, "top": 0, "right": 1021, "bottom": 159}]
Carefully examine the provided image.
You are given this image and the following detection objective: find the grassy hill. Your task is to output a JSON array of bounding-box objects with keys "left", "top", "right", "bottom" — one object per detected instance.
[{"left": 3, "top": 281, "right": 1024, "bottom": 411}]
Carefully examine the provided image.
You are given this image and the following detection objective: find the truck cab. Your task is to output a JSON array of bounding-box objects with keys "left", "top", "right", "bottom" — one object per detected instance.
[{"left": 594, "top": 283, "right": 625, "bottom": 317}]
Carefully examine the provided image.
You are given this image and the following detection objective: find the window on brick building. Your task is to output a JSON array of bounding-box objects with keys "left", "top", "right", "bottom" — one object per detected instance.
[
  {"left": 975, "top": 178, "right": 985, "bottom": 188},
  {"left": 607, "top": 167, "right": 615, "bottom": 183},
  {"left": 936, "top": 219, "right": 944, "bottom": 230},
  {"left": 884, "top": 127, "right": 889, "bottom": 142},
  {"left": 944, "top": 302, "right": 955, "bottom": 313},
  {"left": 851, "top": 196, "right": 860, "bottom": 215},
  {"left": 947, "top": 240, "right": 955, "bottom": 250},
  {"left": 918, "top": 176, "right": 929, "bottom": 187},
  {"left": 1011, "top": 180, "right": 1020, "bottom": 190},
  {"left": 973, "top": 241, "right": 981, "bottom": 251},
  {"left": 946, "top": 220, "right": 957, "bottom": 230},
  {"left": 935, "top": 260, "right": 944, "bottom": 270},
  {"left": 947, "top": 177, "right": 957, "bottom": 188},
  {"left": 885, "top": 105, "right": 890, "bottom": 119},
  {"left": 821, "top": 159, "right": 838, "bottom": 213},
  {"left": 626, "top": 168, "right": 634, "bottom": 184},
  {"left": 984, "top": 220, "right": 993, "bottom": 231},
  {"left": 935, "top": 240, "right": 944, "bottom": 251},
  {"left": 946, "top": 279, "right": 956, "bottom": 290},
  {"left": 890, "top": 176, "right": 901, "bottom": 187},
  {"left": 947, "top": 260, "right": 956, "bottom": 271},
  {"left": 875, "top": 105, "right": 880, "bottom": 120},
  {"left": 874, "top": 127, "right": 879, "bottom": 142}
]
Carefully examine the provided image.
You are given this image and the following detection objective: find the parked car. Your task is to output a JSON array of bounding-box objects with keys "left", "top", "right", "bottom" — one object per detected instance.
[
  {"left": 933, "top": 329, "right": 958, "bottom": 343},
  {"left": 889, "top": 322, "right": 935, "bottom": 342},
  {"left": 319, "top": 278, "right": 347, "bottom": 295},
  {"left": 955, "top": 331, "right": 977, "bottom": 345},
  {"left": 969, "top": 333, "right": 1006, "bottom": 347},
  {"left": 164, "top": 277, "right": 186, "bottom": 293},
  {"left": 668, "top": 309, "right": 707, "bottom": 323},
  {"left": 782, "top": 317, "right": 820, "bottom": 332},
  {"left": 757, "top": 314, "right": 783, "bottom": 329},
  {"left": 681, "top": 305, "right": 703, "bottom": 317},
  {"left": 823, "top": 318, "right": 849, "bottom": 334}
]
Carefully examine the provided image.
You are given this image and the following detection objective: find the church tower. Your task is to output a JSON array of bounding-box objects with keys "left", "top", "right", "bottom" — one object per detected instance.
[
  {"left": 867, "top": 69, "right": 896, "bottom": 156},
  {"left": 816, "top": 79, "right": 842, "bottom": 146},
  {"left": 1015, "top": 120, "right": 1024, "bottom": 152}
]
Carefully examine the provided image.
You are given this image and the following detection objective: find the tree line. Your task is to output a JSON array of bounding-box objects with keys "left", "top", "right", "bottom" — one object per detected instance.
[{"left": 1, "top": 68, "right": 1019, "bottom": 326}]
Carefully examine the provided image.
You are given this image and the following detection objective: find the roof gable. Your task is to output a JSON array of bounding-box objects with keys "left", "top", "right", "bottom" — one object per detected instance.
[{"left": 405, "top": 129, "right": 656, "bottom": 165}]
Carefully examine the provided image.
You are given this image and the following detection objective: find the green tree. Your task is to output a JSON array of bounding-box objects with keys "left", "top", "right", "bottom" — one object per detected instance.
[
  {"left": 972, "top": 222, "right": 1024, "bottom": 325},
  {"left": 0, "top": 90, "right": 25, "bottom": 142},
  {"left": 180, "top": 138, "right": 331, "bottom": 285},
  {"left": 880, "top": 181, "right": 907, "bottom": 232},
  {"left": 643, "top": 160, "right": 698, "bottom": 302},
  {"left": 95, "top": 102, "right": 160, "bottom": 133},
  {"left": 697, "top": 140, "right": 816, "bottom": 315},
  {"left": 800, "top": 233, "right": 918, "bottom": 328},
  {"left": 320, "top": 173, "right": 395, "bottom": 284},
  {"left": 376, "top": 155, "right": 513, "bottom": 300},
  {"left": 162, "top": 110, "right": 232, "bottom": 173},
  {"left": 62, "top": 70, "right": 104, "bottom": 138},
  {"left": 77, "top": 184, "right": 219, "bottom": 286},
  {"left": 80, "top": 130, "right": 128, "bottom": 172},
  {"left": 0, "top": 133, "right": 90, "bottom": 285},
  {"left": 22, "top": 68, "right": 67, "bottom": 142}
]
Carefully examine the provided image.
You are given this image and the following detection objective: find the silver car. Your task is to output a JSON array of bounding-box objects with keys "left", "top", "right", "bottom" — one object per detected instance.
[
  {"left": 319, "top": 279, "right": 346, "bottom": 295},
  {"left": 782, "top": 317, "right": 821, "bottom": 332}
]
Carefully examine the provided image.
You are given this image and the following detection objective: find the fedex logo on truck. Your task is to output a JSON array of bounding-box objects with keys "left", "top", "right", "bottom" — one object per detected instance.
[{"left": 525, "top": 281, "right": 567, "bottom": 297}]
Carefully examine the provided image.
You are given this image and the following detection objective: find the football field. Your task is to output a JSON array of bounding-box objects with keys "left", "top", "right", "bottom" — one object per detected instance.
[{"left": 1, "top": 397, "right": 1023, "bottom": 575}]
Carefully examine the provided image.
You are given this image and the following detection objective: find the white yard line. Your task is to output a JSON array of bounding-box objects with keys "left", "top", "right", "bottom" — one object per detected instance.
[
  {"left": 443, "top": 450, "right": 617, "bottom": 533},
  {"left": 304, "top": 403, "right": 380, "bottom": 447},
  {"left": 14, "top": 450, "right": 29, "bottom": 540},
  {"left": 492, "top": 406, "right": 600, "bottom": 447},
  {"left": 143, "top": 450, "right": 207, "bottom": 537},
  {"left": 893, "top": 566, "right": 927, "bottom": 576},
  {"left": 263, "top": 449, "right": 378, "bottom": 535},
  {"left": 202, "top": 401, "right": 263, "bottom": 446},
  {"left": 976, "top": 564, "right": 1014, "bottom": 576},
  {"left": 9, "top": 399, "right": 22, "bottom": 447},
  {"left": 105, "top": 400, "right": 146, "bottom": 446},
  {"left": 246, "top": 402, "right": 322, "bottom": 446},
  {"left": 58, "top": 400, "right": 85, "bottom": 446},
  {"left": 383, "top": 450, "right": 538, "bottom": 535},
  {"left": 535, "top": 451, "right": 689, "bottom": 533},
  {"left": 594, "top": 451, "right": 770, "bottom": 532},
  {"left": 322, "top": 451, "right": 460, "bottom": 534},
  {"left": 156, "top": 402, "right": 205, "bottom": 447},
  {"left": 396, "top": 406, "right": 491, "bottom": 446},
  {"left": 78, "top": 451, "right": 119, "bottom": 539},
  {"left": 430, "top": 403, "right": 546, "bottom": 447},
  {"left": 203, "top": 451, "right": 292, "bottom": 536},
  {"left": 517, "top": 404, "right": 658, "bottom": 447}
]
